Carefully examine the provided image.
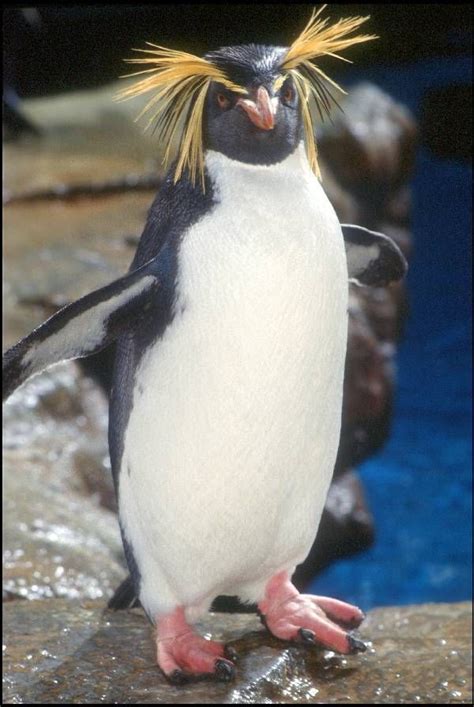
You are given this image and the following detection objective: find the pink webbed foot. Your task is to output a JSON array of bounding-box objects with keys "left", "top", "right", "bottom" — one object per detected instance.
[
  {"left": 258, "top": 572, "right": 367, "bottom": 655},
  {"left": 156, "top": 607, "right": 236, "bottom": 684}
]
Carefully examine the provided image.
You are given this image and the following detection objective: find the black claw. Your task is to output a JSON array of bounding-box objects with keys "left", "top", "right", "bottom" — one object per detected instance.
[
  {"left": 214, "top": 659, "right": 235, "bottom": 682},
  {"left": 347, "top": 632, "right": 368, "bottom": 654},
  {"left": 224, "top": 645, "right": 239, "bottom": 661},
  {"left": 343, "top": 613, "right": 366, "bottom": 630},
  {"left": 299, "top": 628, "right": 316, "bottom": 645},
  {"left": 325, "top": 608, "right": 366, "bottom": 631},
  {"left": 167, "top": 669, "right": 187, "bottom": 685}
]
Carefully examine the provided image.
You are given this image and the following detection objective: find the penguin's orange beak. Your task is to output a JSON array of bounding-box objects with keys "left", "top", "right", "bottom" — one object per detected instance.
[{"left": 236, "top": 86, "right": 276, "bottom": 131}]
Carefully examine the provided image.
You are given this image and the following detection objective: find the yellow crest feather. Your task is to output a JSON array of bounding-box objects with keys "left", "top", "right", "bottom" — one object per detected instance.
[
  {"left": 115, "top": 45, "right": 246, "bottom": 189},
  {"left": 117, "top": 7, "right": 377, "bottom": 188},
  {"left": 279, "top": 5, "right": 377, "bottom": 177},
  {"left": 281, "top": 5, "right": 376, "bottom": 70}
]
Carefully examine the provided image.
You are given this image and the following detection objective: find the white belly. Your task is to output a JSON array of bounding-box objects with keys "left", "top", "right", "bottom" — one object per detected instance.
[{"left": 119, "top": 146, "right": 348, "bottom": 619}]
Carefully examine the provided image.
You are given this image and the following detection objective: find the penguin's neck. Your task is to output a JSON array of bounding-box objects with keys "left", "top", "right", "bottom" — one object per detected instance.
[
  {"left": 202, "top": 142, "right": 333, "bottom": 235},
  {"left": 204, "top": 142, "right": 314, "bottom": 198}
]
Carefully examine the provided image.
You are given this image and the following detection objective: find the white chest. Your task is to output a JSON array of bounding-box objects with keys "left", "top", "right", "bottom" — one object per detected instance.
[{"left": 119, "top": 146, "right": 349, "bottom": 614}]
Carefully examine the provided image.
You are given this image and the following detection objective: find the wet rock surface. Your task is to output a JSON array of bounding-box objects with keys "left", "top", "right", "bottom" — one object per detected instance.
[
  {"left": 3, "top": 366, "right": 125, "bottom": 604},
  {"left": 3, "top": 600, "right": 472, "bottom": 704}
]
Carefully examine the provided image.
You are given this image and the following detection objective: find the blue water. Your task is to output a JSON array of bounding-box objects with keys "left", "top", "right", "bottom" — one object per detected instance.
[{"left": 309, "top": 57, "right": 472, "bottom": 608}]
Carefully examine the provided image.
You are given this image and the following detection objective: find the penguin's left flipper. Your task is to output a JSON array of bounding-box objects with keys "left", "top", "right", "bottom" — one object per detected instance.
[
  {"left": 341, "top": 224, "right": 408, "bottom": 287},
  {"left": 2, "top": 257, "right": 162, "bottom": 402}
]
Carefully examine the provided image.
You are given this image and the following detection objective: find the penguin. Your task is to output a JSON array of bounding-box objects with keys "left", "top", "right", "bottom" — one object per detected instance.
[{"left": 3, "top": 9, "right": 407, "bottom": 684}]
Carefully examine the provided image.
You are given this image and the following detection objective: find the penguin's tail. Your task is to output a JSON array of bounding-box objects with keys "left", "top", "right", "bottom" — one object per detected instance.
[{"left": 108, "top": 575, "right": 141, "bottom": 610}]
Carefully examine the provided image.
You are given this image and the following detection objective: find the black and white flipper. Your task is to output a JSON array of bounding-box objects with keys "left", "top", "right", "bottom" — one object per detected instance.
[
  {"left": 2, "top": 257, "right": 162, "bottom": 402},
  {"left": 341, "top": 224, "right": 408, "bottom": 287}
]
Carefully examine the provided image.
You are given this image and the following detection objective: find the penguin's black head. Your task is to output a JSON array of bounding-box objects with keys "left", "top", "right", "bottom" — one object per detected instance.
[
  {"left": 203, "top": 44, "right": 302, "bottom": 166},
  {"left": 118, "top": 9, "right": 375, "bottom": 187}
]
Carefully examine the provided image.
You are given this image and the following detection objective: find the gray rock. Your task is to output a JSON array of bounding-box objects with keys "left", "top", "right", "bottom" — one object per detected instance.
[
  {"left": 318, "top": 82, "right": 418, "bottom": 196},
  {"left": 3, "top": 365, "right": 125, "bottom": 604},
  {"left": 2, "top": 600, "right": 472, "bottom": 704}
]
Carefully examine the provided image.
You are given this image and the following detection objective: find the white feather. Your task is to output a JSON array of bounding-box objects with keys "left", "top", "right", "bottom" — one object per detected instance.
[
  {"left": 119, "top": 144, "right": 349, "bottom": 621},
  {"left": 346, "top": 243, "right": 380, "bottom": 277},
  {"left": 23, "top": 277, "right": 155, "bottom": 373}
]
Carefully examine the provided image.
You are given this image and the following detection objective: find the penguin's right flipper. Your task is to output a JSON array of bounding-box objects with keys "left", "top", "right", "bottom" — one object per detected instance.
[
  {"left": 108, "top": 575, "right": 141, "bottom": 610},
  {"left": 341, "top": 224, "right": 408, "bottom": 287},
  {"left": 3, "top": 257, "right": 161, "bottom": 402}
]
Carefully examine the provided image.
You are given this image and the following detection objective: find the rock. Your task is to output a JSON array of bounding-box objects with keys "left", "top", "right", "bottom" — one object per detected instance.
[
  {"left": 318, "top": 162, "right": 362, "bottom": 225},
  {"left": 2, "top": 600, "right": 472, "bottom": 703},
  {"left": 72, "top": 448, "right": 118, "bottom": 513},
  {"left": 3, "top": 83, "right": 161, "bottom": 196},
  {"left": 5, "top": 246, "right": 120, "bottom": 307},
  {"left": 318, "top": 83, "right": 418, "bottom": 201},
  {"left": 3, "top": 365, "right": 125, "bottom": 603}
]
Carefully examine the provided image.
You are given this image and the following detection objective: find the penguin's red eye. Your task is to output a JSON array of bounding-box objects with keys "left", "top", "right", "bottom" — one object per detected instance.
[
  {"left": 216, "top": 93, "right": 231, "bottom": 109},
  {"left": 282, "top": 85, "right": 294, "bottom": 104}
]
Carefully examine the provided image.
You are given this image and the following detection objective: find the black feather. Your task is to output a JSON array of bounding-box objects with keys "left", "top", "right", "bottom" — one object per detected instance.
[
  {"left": 205, "top": 44, "right": 287, "bottom": 89},
  {"left": 108, "top": 575, "right": 141, "bottom": 610}
]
